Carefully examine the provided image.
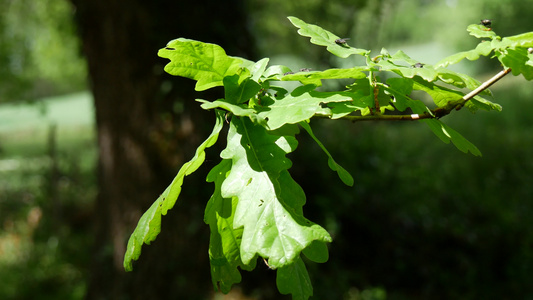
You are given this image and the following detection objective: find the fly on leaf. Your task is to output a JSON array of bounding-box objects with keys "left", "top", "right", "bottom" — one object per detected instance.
[
  {"left": 480, "top": 19, "right": 492, "bottom": 29},
  {"left": 335, "top": 38, "right": 350, "bottom": 45}
]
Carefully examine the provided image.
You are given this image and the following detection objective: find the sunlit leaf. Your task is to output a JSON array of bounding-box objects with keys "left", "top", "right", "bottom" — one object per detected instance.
[
  {"left": 263, "top": 65, "right": 293, "bottom": 80},
  {"left": 467, "top": 24, "right": 499, "bottom": 40},
  {"left": 390, "top": 50, "right": 420, "bottom": 66},
  {"left": 250, "top": 58, "right": 270, "bottom": 81},
  {"left": 220, "top": 117, "right": 332, "bottom": 268},
  {"left": 197, "top": 99, "right": 267, "bottom": 127},
  {"left": 282, "top": 67, "right": 369, "bottom": 85},
  {"left": 123, "top": 110, "right": 225, "bottom": 271},
  {"left": 288, "top": 16, "right": 369, "bottom": 58},
  {"left": 435, "top": 41, "right": 493, "bottom": 68},
  {"left": 499, "top": 32, "right": 533, "bottom": 49},
  {"left": 378, "top": 60, "right": 438, "bottom": 82},
  {"left": 258, "top": 85, "right": 353, "bottom": 130},
  {"left": 158, "top": 38, "right": 247, "bottom": 91}
]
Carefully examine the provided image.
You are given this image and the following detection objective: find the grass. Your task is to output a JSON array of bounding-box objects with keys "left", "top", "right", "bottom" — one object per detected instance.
[{"left": 0, "top": 92, "right": 95, "bottom": 158}]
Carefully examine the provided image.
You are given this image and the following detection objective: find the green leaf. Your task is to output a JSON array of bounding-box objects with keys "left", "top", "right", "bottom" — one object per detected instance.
[
  {"left": 327, "top": 100, "right": 368, "bottom": 119},
  {"left": 197, "top": 99, "right": 268, "bottom": 127},
  {"left": 220, "top": 117, "right": 332, "bottom": 268},
  {"left": 377, "top": 59, "right": 438, "bottom": 82},
  {"left": 258, "top": 85, "right": 354, "bottom": 130},
  {"left": 250, "top": 58, "right": 270, "bottom": 81},
  {"left": 264, "top": 65, "right": 293, "bottom": 80},
  {"left": 389, "top": 50, "right": 420, "bottom": 65},
  {"left": 412, "top": 77, "right": 464, "bottom": 108},
  {"left": 384, "top": 78, "right": 429, "bottom": 114},
  {"left": 435, "top": 68, "right": 488, "bottom": 93},
  {"left": 302, "top": 240, "right": 329, "bottom": 263},
  {"left": 435, "top": 41, "right": 493, "bottom": 68},
  {"left": 467, "top": 24, "right": 499, "bottom": 40},
  {"left": 276, "top": 256, "right": 313, "bottom": 300},
  {"left": 422, "top": 119, "right": 481, "bottom": 156},
  {"left": 465, "top": 96, "right": 502, "bottom": 113},
  {"left": 205, "top": 159, "right": 247, "bottom": 293},
  {"left": 346, "top": 78, "right": 394, "bottom": 115},
  {"left": 223, "top": 73, "right": 262, "bottom": 104},
  {"left": 498, "top": 48, "right": 533, "bottom": 80},
  {"left": 158, "top": 38, "right": 246, "bottom": 91},
  {"left": 123, "top": 110, "right": 226, "bottom": 271},
  {"left": 500, "top": 32, "right": 533, "bottom": 49},
  {"left": 282, "top": 67, "right": 369, "bottom": 86},
  {"left": 287, "top": 16, "right": 369, "bottom": 58},
  {"left": 299, "top": 121, "right": 354, "bottom": 186}
]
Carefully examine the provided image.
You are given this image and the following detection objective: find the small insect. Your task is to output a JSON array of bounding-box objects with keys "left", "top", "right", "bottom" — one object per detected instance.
[
  {"left": 412, "top": 62, "right": 425, "bottom": 68},
  {"left": 299, "top": 68, "right": 312, "bottom": 72},
  {"left": 283, "top": 71, "right": 294, "bottom": 76},
  {"left": 335, "top": 38, "right": 350, "bottom": 45},
  {"left": 480, "top": 19, "right": 492, "bottom": 28}
]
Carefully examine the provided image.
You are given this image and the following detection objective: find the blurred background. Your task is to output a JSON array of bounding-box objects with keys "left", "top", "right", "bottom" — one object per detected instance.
[{"left": 1, "top": 0, "right": 532, "bottom": 299}]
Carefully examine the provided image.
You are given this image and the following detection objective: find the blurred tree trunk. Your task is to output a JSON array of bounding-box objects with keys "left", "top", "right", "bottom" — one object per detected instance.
[{"left": 68, "top": 1, "right": 255, "bottom": 299}]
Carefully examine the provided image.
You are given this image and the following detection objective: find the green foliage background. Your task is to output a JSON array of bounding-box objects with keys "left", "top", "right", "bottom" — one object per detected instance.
[
  {"left": 0, "top": 0, "right": 86, "bottom": 102},
  {"left": 1, "top": 0, "right": 533, "bottom": 299}
]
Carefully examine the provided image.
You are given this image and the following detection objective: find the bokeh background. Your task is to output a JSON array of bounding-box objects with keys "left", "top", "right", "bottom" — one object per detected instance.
[{"left": 1, "top": 0, "right": 532, "bottom": 299}]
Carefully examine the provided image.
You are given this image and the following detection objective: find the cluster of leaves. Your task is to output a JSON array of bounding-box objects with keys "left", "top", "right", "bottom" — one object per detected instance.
[{"left": 123, "top": 17, "right": 533, "bottom": 299}]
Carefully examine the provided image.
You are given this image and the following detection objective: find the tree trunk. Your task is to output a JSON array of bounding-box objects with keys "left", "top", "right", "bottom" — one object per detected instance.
[{"left": 68, "top": 1, "right": 255, "bottom": 298}]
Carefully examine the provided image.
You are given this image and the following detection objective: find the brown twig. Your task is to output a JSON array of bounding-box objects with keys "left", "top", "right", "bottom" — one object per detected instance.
[{"left": 333, "top": 68, "right": 512, "bottom": 123}]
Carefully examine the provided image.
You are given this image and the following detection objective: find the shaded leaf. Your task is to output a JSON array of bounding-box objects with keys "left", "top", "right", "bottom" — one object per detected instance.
[
  {"left": 422, "top": 119, "right": 481, "bottom": 156},
  {"left": 123, "top": 110, "right": 226, "bottom": 271},
  {"left": 204, "top": 159, "right": 247, "bottom": 293},
  {"left": 276, "top": 256, "right": 313, "bottom": 300},
  {"left": 498, "top": 48, "right": 533, "bottom": 80},
  {"left": 412, "top": 77, "right": 464, "bottom": 108},
  {"left": 302, "top": 240, "right": 329, "bottom": 263},
  {"left": 223, "top": 73, "right": 262, "bottom": 104},
  {"left": 465, "top": 96, "right": 502, "bottom": 113},
  {"left": 346, "top": 78, "right": 393, "bottom": 116},
  {"left": 385, "top": 78, "right": 429, "bottom": 114}
]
